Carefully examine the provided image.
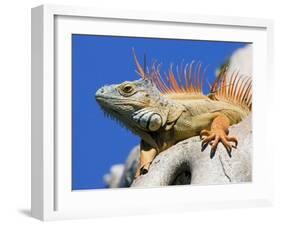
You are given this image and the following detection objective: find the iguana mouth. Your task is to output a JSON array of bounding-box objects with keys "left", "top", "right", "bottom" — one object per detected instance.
[
  {"left": 96, "top": 96, "right": 146, "bottom": 107},
  {"left": 95, "top": 96, "right": 120, "bottom": 103},
  {"left": 96, "top": 96, "right": 121, "bottom": 110}
]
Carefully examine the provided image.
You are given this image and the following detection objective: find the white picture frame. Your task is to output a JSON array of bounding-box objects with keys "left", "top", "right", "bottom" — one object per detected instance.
[{"left": 31, "top": 4, "right": 274, "bottom": 221}]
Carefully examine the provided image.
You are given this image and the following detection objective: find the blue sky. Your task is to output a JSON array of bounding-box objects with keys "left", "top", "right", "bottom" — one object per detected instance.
[{"left": 72, "top": 34, "right": 248, "bottom": 190}]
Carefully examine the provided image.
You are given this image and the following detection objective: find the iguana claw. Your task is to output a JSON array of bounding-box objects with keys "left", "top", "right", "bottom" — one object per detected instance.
[
  {"left": 135, "top": 162, "right": 152, "bottom": 178},
  {"left": 200, "top": 129, "right": 238, "bottom": 159}
]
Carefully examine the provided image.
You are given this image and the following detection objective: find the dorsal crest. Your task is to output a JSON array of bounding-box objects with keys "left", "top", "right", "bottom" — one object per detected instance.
[
  {"left": 132, "top": 49, "right": 252, "bottom": 111},
  {"left": 209, "top": 69, "right": 252, "bottom": 111},
  {"left": 132, "top": 48, "right": 207, "bottom": 96}
]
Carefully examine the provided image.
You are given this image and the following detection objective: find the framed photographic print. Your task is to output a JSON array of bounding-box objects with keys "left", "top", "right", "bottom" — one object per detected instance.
[{"left": 31, "top": 4, "right": 274, "bottom": 220}]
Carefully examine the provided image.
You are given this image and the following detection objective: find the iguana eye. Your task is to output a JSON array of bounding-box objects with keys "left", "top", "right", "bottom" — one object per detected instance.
[
  {"left": 121, "top": 84, "right": 134, "bottom": 94},
  {"left": 123, "top": 85, "right": 133, "bottom": 93},
  {"left": 119, "top": 84, "right": 136, "bottom": 96}
]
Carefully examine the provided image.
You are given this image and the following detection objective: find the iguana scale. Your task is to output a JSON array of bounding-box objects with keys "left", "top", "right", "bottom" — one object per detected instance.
[{"left": 95, "top": 50, "right": 252, "bottom": 178}]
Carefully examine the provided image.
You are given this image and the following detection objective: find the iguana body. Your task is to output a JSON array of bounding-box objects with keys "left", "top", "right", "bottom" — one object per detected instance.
[{"left": 95, "top": 52, "right": 252, "bottom": 177}]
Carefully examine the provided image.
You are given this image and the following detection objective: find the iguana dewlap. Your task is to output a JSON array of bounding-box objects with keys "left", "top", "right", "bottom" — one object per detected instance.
[{"left": 95, "top": 52, "right": 252, "bottom": 178}]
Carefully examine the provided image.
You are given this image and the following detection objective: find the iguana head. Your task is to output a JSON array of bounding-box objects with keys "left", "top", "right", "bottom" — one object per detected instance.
[
  {"left": 96, "top": 78, "right": 164, "bottom": 131},
  {"left": 95, "top": 78, "right": 184, "bottom": 146}
]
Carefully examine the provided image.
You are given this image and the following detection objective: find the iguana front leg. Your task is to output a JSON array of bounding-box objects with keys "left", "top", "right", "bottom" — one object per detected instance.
[
  {"left": 200, "top": 114, "right": 238, "bottom": 159},
  {"left": 135, "top": 140, "right": 157, "bottom": 178}
]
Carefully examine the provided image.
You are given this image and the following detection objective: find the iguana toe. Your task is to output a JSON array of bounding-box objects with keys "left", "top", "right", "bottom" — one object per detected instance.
[{"left": 200, "top": 129, "right": 211, "bottom": 139}]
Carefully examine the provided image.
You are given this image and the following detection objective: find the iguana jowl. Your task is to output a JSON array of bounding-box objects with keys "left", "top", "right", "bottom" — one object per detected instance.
[{"left": 95, "top": 51, "right": 252, "bottom": 178}]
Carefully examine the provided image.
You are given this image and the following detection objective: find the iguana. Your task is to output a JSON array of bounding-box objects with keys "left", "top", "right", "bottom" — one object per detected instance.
[{"left": 95, "top": 50, "right": 252, "bottom": 178}]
